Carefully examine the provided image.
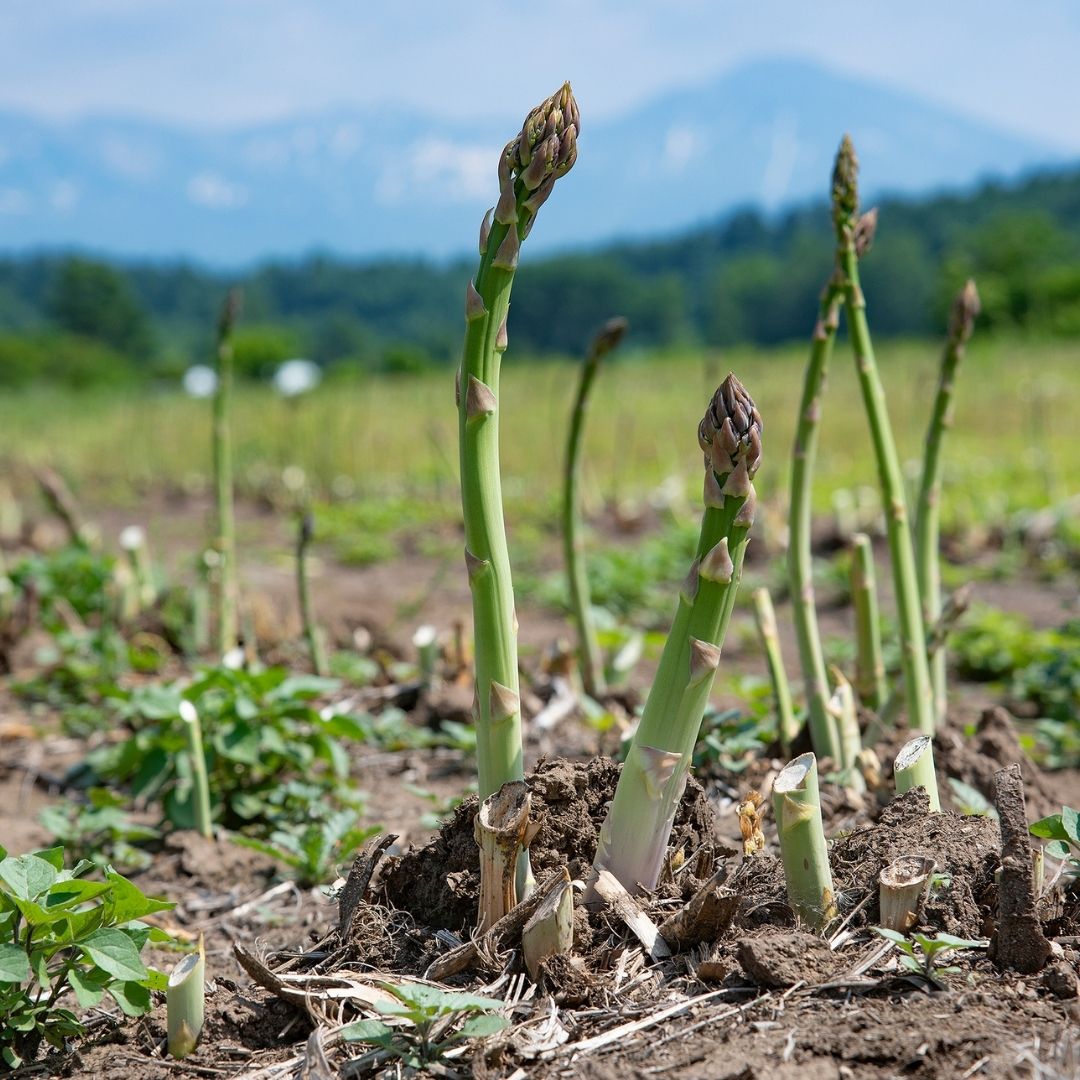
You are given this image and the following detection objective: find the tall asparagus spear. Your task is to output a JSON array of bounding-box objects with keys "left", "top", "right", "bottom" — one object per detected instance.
[
  {"left": 832, "top": 136, "right": 935, "bottom": 735},
  {"left": 915, "top": 280, "right": 980, "bottom": 726},
  {"left": 850, "top": 532, "right": 886, "bottom": 710},
  {"left": 788, "top": 279, "right": 843, "bottom": 760},
  {"left": 563, "top": 316, "right": 628, "bottom": 698},
  {"left": 593, "top": 375, "right": 762, "bottom": 893},
  {"left": 213, "top": 289, "right": 241, "bottom": 657},
  {"left": 458, "top": 84, "right": 579, "bottom": 801}
]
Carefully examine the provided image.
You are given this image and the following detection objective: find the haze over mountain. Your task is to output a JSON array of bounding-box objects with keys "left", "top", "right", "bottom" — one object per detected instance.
[{"left": 0, "top": 58, "right": 1066, "bottom": 264}]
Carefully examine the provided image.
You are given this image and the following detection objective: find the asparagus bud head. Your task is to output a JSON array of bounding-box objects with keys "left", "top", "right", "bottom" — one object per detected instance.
[
  {"left": 948, "top": 279, "right": 981, "bottom": 345},
  {"left": 698, "top": 373, "right": 763, "bottom": 525},
  {"left": 831, "top": 134, "right": 859, "bottom": 228}
]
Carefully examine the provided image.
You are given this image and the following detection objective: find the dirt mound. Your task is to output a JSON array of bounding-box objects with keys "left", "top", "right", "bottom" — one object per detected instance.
[{"left": 381, "top": 756, "right": 717, "bottom": 931}]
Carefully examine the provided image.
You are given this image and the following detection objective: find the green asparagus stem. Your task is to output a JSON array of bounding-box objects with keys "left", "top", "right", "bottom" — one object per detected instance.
[
  {"left": 893, "top": 734, "right": 940, "bottom": 811},
  {"left": 563, "top": 316, "right": 628, "bottom": 697},
  {"left": 773, "top": 753, "right": 836, "bottom": 929},
  {"left": 916, "top": 280, "right": 980, "bottom": 726},
  {"left": 213, "top": 289, "right": 241, "bottom": 657},
  {"left": 850, "top": 532, "right": 886, "bottom": 710},
  {"left": 827, "top": 667, "right": 865, "bottom": 793},
  {"left": 751, "top": 587, "right": 798, "bottom": 758},
  {"left": 458, "top": 84, "right": 579, "bottom": 802},
  {"left": 593, "top": 375, "right": 762, "bottom": 892},
  {"left": 167, "top": 937, "right": 205, "bottom": 1059},
  {"left": 788, "top": 280, "right": 843, "bottom": 760},
  {"left": 832, "top": 136, "right": 935, "bottom": 735},
  {"left": 296, "top": 511, "right": 329, "bottom": 676},
  {"left": 179, "top": 700, "right": 214, "bottom": 838}
]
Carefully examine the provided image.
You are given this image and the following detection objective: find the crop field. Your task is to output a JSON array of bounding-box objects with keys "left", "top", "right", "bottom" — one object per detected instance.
[{"left": 2, "top": 88, "right": 1080, "bottom": 1080}]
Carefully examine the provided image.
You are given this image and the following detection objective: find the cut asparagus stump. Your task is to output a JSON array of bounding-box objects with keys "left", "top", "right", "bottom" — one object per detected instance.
[
  {"left": 850, "top": 533, "right": 886, "bottom": 710},
  {"left": 167, "top": 937, "right": 206, "bottom": 1059},
  {"left": 751, "top": 587, "right": 798, "bottom": 758},
  {"left": 773, "top": 753, "right": 836, "bottom": 929},
  {"left": 916, "top": 280, "right": 980, "bottom": 726},
  {"left": 878, "top": 856, "right": 935, "bottom": 932},
  {"left": 474, "top": 781, "right": 538, "bottom": 933},
  {"left": 522, "top": 867, "right": 574, "bottom": 980},
  {"left": 832, "top": 136, "right": 935, "bottom": 735},
  {"left": 563, "top": 316, "right": 628, "bottom": 698},
  {"left": 592, "top": 375, "right": 762, "bottom": 893},
  {"left": 893, "top": 734, "right": 941, "bottom": 812},
  {"left": 458, "top": 84, "right": 579, "bottom": 804}
]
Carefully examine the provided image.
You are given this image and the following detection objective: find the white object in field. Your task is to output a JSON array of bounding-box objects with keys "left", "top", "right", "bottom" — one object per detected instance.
[
  {"left": 274, "top": 358, "right": 321, "bottom": 397},
  {"left": 182, "top": 365, "right": 218, "bottom": 399},
  {"left": 119, "top": 524, "right": 146, "bottom": 551}
]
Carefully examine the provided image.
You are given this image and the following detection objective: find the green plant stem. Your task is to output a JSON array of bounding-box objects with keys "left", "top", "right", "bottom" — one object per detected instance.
[
  {"left": 593, "top": 375, "right": 761, "bottom": 892},
  {"left": 788, "top": 283, "right": 843, "bottom": 760},
  {"left": 773, "top": 752, "right": 836, "bottom": 929},
  {"left": 751, "top": 587, "right": 798, "bottom": 758},
  {"left": 458, "top": 85, "right": 578, "bottom": 803},
  {"left": 850, "top": 532, "right": 886, "bottom": 710},
  {"left": 213, "top": 290, "right": 240, "bottom": 656},
  {"left": 893, "top": 734, "right": 940, "bottom": 811},
  {"left": 562, "top": 317, "right": 627, "bottom": 698},
  {"left": 833, "top": 137, "right": 934, "bottom": 735},
  {"left": 179, "top": 701, "right": 214, "bottom": 839},
  {"left": 916, "top": 280, "right": 979, "bottom": 726},
  {"left": 167, "top": 939, "right": 205, "bottom": 1059},
  {"left": 296, "top": 512, "right": 329, "bottom": 676}
]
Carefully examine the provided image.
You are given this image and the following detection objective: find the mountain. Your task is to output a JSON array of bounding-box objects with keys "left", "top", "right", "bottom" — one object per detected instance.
[{"left": 0, "top": 58, "right": 1066, "bottom": 264}]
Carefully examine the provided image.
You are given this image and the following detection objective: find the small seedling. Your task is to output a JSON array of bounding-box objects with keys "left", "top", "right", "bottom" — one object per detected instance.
[
  {"left": 1030, "top": 806, "right": 1080, "bottom": 873},
  {"left": 874, "top": 927, "right": 986, "bottom": 987},
  {"left": 340, "top": 983, "right": 508, "bottom": 1068}
]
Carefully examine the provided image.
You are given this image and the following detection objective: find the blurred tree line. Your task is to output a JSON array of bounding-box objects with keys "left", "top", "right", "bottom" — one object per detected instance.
[{"left": 2, "top": 166, "right": 1080, "bottom": 387}]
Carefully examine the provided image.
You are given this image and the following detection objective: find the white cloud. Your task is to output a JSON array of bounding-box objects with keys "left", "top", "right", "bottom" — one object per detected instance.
[
  {"left": 663, "top": 124, "right": 702, "bottom": 173},
  {"left": 50, "top": 179, "right": 80, "bottom": 212},
  {"left": 376, "top": 136, "right": 495, "bottom": 206},
  {"left": 186, "top": 171, "right": 248, "bottom": 209},
  {"left": 100, "top": 135, "right": 160, "bottom": 179},
  {"left": 760, "top": 111, "right": 800, "bottom": 208},
  {"left": 0, "top": 188, "right": 29, "bottom": 214}
]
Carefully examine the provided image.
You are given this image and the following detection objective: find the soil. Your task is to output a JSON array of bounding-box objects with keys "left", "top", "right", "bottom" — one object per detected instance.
[{"left": 3, "top": 496, "right": 1080, "bottom": 1078}]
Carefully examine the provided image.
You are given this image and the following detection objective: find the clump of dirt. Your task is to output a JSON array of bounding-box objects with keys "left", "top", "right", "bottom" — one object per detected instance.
[
  {"left": 731, "top": 789, "right": 1000, "bottom": 937},
  {"left": 736, "top": 931, "right": 836, "bottom": 987},
  {"left": 381, "top": 756, "right": 717, "bottom": 931}
]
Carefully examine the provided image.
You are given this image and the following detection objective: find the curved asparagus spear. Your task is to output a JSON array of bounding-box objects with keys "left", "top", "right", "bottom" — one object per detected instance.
[
  {"left": 459, "top": 84, "right": 579, "bottom": 801},
  {"left": 563, "top": 317, "right": 628, "bottom": 698},
  {"left": 213, "top": 289, "right": 241, "bottom": 656},
  {"left": 851, "top": 532, "right": 886, "bottom": 710},
  {"left": 751, "top": 587, "right": 797, "bottom": 759},
  {"left": 832, "top": 136, "right": 935, "bottom": 735},
  {"left": 788, "top": 280, "right": 843, "bottom": 760},
  {"left": 593, "top": 374, "right": 762, "bottom": 892},
  {"left": 916, "top": 280, "right": 980, "bottom": 726}
]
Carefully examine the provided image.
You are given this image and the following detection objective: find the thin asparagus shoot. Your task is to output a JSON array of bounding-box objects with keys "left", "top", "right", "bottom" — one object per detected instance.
[
  {"left": 789, "top": 280, "right": 843, "bottom": 761},
  {"left": 850, "top": 532, "right": 886, "bottom": 710},
  {"left": 827, "top": 667, "right": 865, "bottom": 793},
  {"left": 213, "top": 289, "right": 241, "bottom": 657},
  {"left": 458, "top": 84, "right": 579, "bottom": 803},
  {"left": 593, "top": 375, "right": 762, "bottom": 893},
  {"left": 563, "top": 316, "right": 628, "bottom": 697},
  {"left": 179, "top": 700, "right": 214, "bottom": 838},
  {"left": 167, "top": 936, "right": 206, "bottom": 1059},
  {"left": 893, "top": 734, "right": 941, "bottom": 812},
  {"left": 773, "top": 753, "right": 836, "bottom": 929},
  {"left": 916, "top": 280, "right": 980, "bottom": 726},
  {"left": 751, "top": 587, "right": 798, "bottom": 758},
  {"left": 832, "top": 136, "right": 935, "bottom": 734},
  {"left": 296, "top": 512, "right": 329, "bottom": 676}
]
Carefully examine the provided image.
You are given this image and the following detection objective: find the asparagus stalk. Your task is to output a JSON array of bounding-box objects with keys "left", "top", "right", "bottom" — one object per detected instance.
[
  {"left": 120, "top": 524, "right": 156, "bottom": 612},
  {"left": 788, "top": 280, "right": 843, "bottom": 761},
  {"left": 850, "top": 533, "right": 886, "bottom": 710},
  {"left": 893, "top": 734, "right": 940, "bottom": 812},
  {"left": 827, "top": 667, "right": 865, "bottom": 793},
  {"left": 563, "top": 316, "right": 628, "bottom": 697},
  {"left": 773, "top": 753, "right": 836, "bottom": 929},
  {"left": 832, "top": 136, "right": 935, "bottom": 735},
  {"left": 751, "top": 587, "right": 798, "bottom": 758},
  {"left": 593, "top": 375, "right": 762, "bottom": 892},
  {"left": 296, "top": 511, "right": 329, "bottom": 676},
  {"left": 474, "top": 781, "right": 536, "bottom": 932},
  {"left": 179, "top": 700, "right": 214, "bottom": 838},
  {"left": 213, "top": 289, "right": 241, "bottom": 657},
  {"left": 458, "top": 84, "right": 579, "bottom": 802},
  {"left": 915, "top": 280, "right": 980, "bottom": 726},
  {"left": 167, "top": 937, "right": 206, "bottom": 1059}
]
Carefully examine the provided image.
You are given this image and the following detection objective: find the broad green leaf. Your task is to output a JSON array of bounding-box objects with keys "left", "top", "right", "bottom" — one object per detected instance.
[
  {"left": 1030, "top": 813, "right": 1068, "bottom": 841},
  {"left": 454, "top": 1013, "right": 509, "bottom": 1039},
  {"left": 81, "top": 928, "right": 147, "bottom": 982},
  {"left": 107, "top": 980, "right": 152, "bottom": 1016},
  {"left": 103, "top": 869, "right": 173, "bottom": 923},
  {"left": 32, "top": 847, "right": 65, "bottom": 871},
  {"left": 340, "top": 1018, "right": 395, "bottom": 1045},
  {"left": 1062, "top": 806, "right": 1080, "bottom": 843},
  {"left": 68, "top": 967, "right": 107, "bottom": 1007},
  {"left": 45, "top": 879, "right": 112, "bottom": 909},
  {"left": 0, "top": 853, "right": 60, "bottom": 899},
  {"left": 0, "top": 944, "right": 30, "bottom": 983},
  {"left": 1046, "top": 840, "right": 1072, "bottom": 860},
  {"left": 143, "top": 966, "right": 169, "bottom": 992},
  {"left": 378, "top": 982, "right": 505, "bottom": 1015}
]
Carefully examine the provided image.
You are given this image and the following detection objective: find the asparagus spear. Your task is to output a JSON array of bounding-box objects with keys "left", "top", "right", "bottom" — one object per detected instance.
[
  {"left": 593, "top": 375, "right": 762, "bottom": 893},
  {"left": 788, "top": 279, "right": 843, "bottom": 760},
  {"left": 213, "top": 289, "right": 241, "bottom": 657},
  {"left": 916, "top": 280, "right": 980, "bottom": 726},
  {"left": 850, "top": 532, "right": 886, "bottom": 710},
  {"left": 751, "top": 587, "right": 798, "bottom": 759},
  {"left": 458, "top": 84, "right": 579, "bottom": 801},
  {"left": 563, "top": 317, "right": 628, "bottom": 698},
  {"left": 296, "top": 511, "right": 329, "bottom": 677},
  {"left": 832, "top": 136, "right": 935, "bottom": 735}
]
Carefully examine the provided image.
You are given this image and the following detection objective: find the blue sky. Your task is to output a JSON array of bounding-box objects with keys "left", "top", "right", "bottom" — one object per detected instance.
[{"left": 3, "top": 0, "right": 1079, "bottom": 149}]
